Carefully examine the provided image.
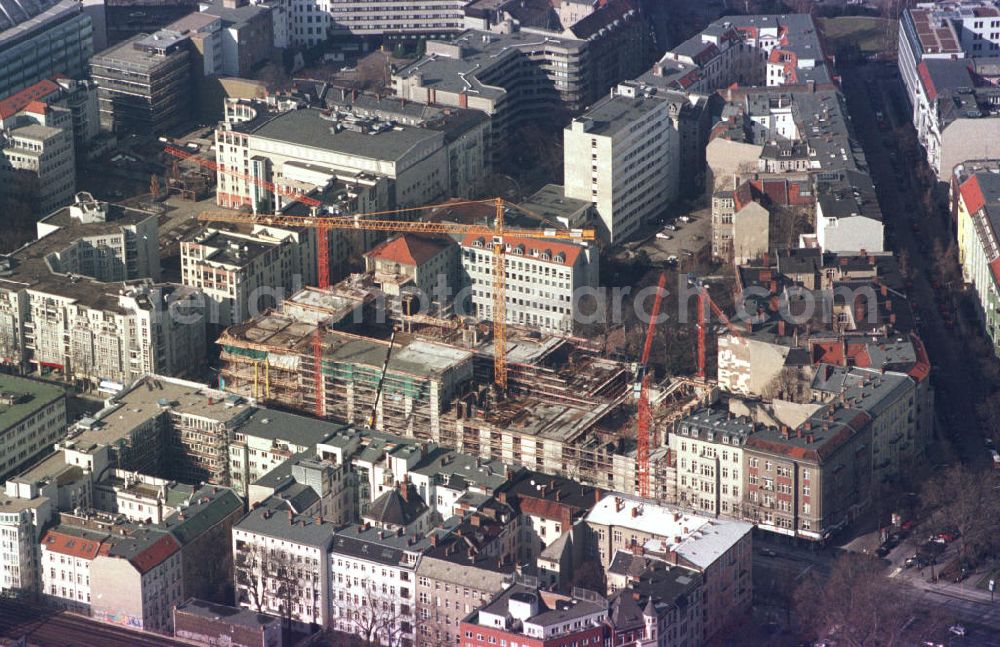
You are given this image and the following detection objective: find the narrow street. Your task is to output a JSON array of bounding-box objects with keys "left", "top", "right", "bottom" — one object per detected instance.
[{"left": 839, "top": 61, "right": 986, "bottom": 466}]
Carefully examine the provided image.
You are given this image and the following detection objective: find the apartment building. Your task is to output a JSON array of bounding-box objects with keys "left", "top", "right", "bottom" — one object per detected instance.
[
  {"left": 0, "top": 376, "right": 65, "bottom": 481},
  {"left": 957, "top": 169, "right": 1000, "bottom": 354},
  {"left": 215, "top": 97, "right": 486, "bottom": 212},
  {"left": 670, "top": 410, "right": 750, "bottom": 518},
  {"left": 0, "top": 195, "right": 208, "bottom": 388},
  {"left": 40, "top": 513, "right": 185, "bottom": 633},
  {"left": 0, "top": 0, "right": 93, "bottom": 98},
  {"left": 606, "top": 552, "right": 704, "bottom": 647},
  {"left": 0, "top": 105, "right": 76, "bottom": 218},
  {"left": 90, "top": 31, "right": 191, "bottom": 134},
  {"left": 364, "top": 234, "right": 458, "bottom": 305},
  {"left": 743, "top": 403, "right": 873, "bottom": 541},
  {"left": 0, "top": 77, "right": 101, "bottom": 165},
  {"left": 461, "top": 234, "right": 597, "bottom": 332},
  {"left": 414, "top": 510, "right": 519, "bottom": 647},
  {"left": 232, "top": 495, "right": 336, "bottom": 629},
  {"left": 586, "top": 495, "right": 753, "bottom": 644},
  {"left": 181, "top": 225, "right": 315, "bottom": 327},
  {"left": 497, "top": 471, "right": 599, "bottom": 553},
  {"left": 393, "top": 27, "right": 598, "bottom": 160},
  {"left": 0, "top": 494, "right": 54, "bottom": 594},
  {"left": 460, "top": 581, "right": 608, "bottom": 647},
  {"left": 329, "top": 522, "right": 434, "bottom": 644}
]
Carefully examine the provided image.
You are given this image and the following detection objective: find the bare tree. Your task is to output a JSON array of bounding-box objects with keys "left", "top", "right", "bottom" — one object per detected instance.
[
  {"left": 338, "top": 579, "right": 404, "bottom": 647},
  {"left": 794, "top": 553, "right": 943, "bottom": 646},
  {"left": 920, "top": 464, "right": 1000, "bottom": 561},
  {"left": 761, "top": 366, "right": 811, "bottom": 403},
  {"left": 234, "top": 542, "right": 269, "bottom": 613}
]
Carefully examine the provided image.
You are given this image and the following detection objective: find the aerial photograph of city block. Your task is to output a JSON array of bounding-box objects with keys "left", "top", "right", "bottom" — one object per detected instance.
[{"left": 0, "top": 0, "right": 998, "bottom": 644}]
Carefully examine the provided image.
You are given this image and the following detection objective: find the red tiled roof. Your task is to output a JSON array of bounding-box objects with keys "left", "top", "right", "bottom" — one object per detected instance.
[
  {"left": 460, "top": 234, "right": 582, "bottom": 267},
  {"left": 0, "top": 79, "right": 60, "bottom": 119},
  {"left": 364, "top": 234, "right": 450, "bottom": 266},
  {"left": 24, "top": 100, "right": 48, "bottom": 115},
  {"left": 129, "top": 533, "right": 181, "bottom": 575},
  {"left": 917, "top": 61, "right": 937, "bottom": 101},
  {"left": 907, "top": 333, "right": 931, "bottom": 383},
  {"left": 960, "top": 175, "right": 987, "bottom": 216},
  {"left": 41, "top": 529, "right": 104, "bottom": 561}
]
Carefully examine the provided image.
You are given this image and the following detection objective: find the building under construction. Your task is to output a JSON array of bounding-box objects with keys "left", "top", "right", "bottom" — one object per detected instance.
[{"left": 217, "top": 281, "right": 710, "bottom": 499}]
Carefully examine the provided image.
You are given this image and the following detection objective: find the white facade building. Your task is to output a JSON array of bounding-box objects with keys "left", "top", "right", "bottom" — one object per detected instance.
[
  {"left": 460, "top": 234, "right": 598, "bottom": 333},
  {"left": 181, "top": 225, "right": 315, "bottom": 327},
  {"left": 670, "top": 410, "right": 751, "bottom": 517}
]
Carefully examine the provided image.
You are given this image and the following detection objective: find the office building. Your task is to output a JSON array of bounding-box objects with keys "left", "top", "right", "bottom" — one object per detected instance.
[
  {"left": 90, "top": 31, "right": 191, "bottom": 134},
  {"left": 0, "top": 0, "right": 93, "bottom": 98},
  {"left": 0, "top": 376, "right": 66, "bottom": 481}
]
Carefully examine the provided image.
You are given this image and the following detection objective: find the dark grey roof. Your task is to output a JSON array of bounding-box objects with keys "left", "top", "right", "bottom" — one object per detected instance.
[
  {"left": 248, "top": 108, "right": 443, "bottom": 163},
  {"left": 175, "top": 598, "right": 281, "bottom": 629},
  {"left": 164, "top": 485, "right": 242, "bottom": 546},
  {"left": 674, "top": 408, "right": 754, "bottom": 445},
  {"left": 234, "top": 496, "right": 336, "bottom": 548},
  {"left": 331, "top": 521, "right": 438, "bottom": 565},
  {"left": 364, "top": 484, "right": 428, "bottom": 527},
  {"left": 238, "top": 409, "right": 344, "bottom": 450}
]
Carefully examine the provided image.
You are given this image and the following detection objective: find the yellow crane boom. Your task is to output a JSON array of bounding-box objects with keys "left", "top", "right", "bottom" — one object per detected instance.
[{"left": 198, "top": 198, "right": 596, "bottom": 392}]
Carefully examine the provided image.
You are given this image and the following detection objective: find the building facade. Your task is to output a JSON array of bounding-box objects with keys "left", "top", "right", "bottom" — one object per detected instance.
[{"left": 0, "top": 0, "right": 93, "bottom": 98}]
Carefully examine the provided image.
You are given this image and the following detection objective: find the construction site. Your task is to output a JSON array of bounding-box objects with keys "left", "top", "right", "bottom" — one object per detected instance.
[{"left": 216, "top": 275, "right": 711, "bottom": 499}]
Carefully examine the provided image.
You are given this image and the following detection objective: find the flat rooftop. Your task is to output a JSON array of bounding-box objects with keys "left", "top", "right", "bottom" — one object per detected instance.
[
  {"left": 0, "top": 200, "right": 159, "bottom": 310},
  {"left": 246, "top": 108, "right": 443, "bottom": 165},
  {"left": 575, "top": 92, "right": 669, "bottom": 138},
  {"left": 588, "top": 494, "right": 753, "bottom": 570},
  {"left": 175, "top": 598, "right": 280, "bottom": 629},
  {"left": 67, "top": 376, "right": 252, "bottom": 448},
  {"left": 395, "top": 28, "right": 585, "bottom": 99},
  {"left": 0, "top": 375, "right": 64, "bottom": 432}
]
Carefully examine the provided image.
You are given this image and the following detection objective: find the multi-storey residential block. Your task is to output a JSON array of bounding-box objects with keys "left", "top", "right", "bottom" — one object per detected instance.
[
  {"left": 0, "top": 0, "right": 93, "bottom": 98},
  {"left": 497, "top": 470, "right": 599, "bottom": 553},
  {"left": 0, "top": 376, "right": 65, "bottom": 481},
  {"left": 364, "top": 234, "right": 459, "bottom": 306},
  {"left": 0, "top": 195, "right": 207, "bottom": 388},
  {"left": 743, "top": 403, "right": 873, "bottom": 541},
  {"left": 957, "top": 168, "right": 1000, "bottom": 354},
  {"left": 606, "top": 552, "right": 704, "bottom": 647},
  {"left": 460, "top": 234, "right": 597, "bottom": 332},
  {"left": 670, "top": 410, "right": 750, "bottom": 518},
  {"left": 414, "top": 508, "right": 521, "bottom": 647},
  {"left": 394, "top": 18, "right": 650, "bottom": 161},
  {"left": 586, "top": 494, "right": 752, "bottom": 644},
  {"left": 90, "top": 31, "right": 192, "bottom": 134},
  {"left": 0, "top": 493, "right": 54, "bottom": 594},
  {"left": 329, "top": 521, "right": 435, "bottom": 644},
  {"left": 40, "top": 512, "right": 186, "bottom": 632},
  {"left": 0, "top": 77, "right": 100, "bottom": 162},
  {"left": 292, "top": 0, "right": 466, "bottom": 42},
  {"left": 181, "top": 225, "right": 316, "bottom": 327},
  {"left": 0, "top": 102, "right": 76, "bottom": 217},
  {"left": 460, "top": 581, "right": 608, "bottom": 647},
  {"left": 233, "top": 495, "right": 336, "bottom": 629}
]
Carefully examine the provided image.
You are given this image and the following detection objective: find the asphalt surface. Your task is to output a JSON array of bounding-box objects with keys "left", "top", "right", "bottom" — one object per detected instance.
[
  {"left": 0, "top": 599, "right": 189, "bottom": 647},
  {"left": 840, "top": 61, "right": 987, "bottom": 467}
]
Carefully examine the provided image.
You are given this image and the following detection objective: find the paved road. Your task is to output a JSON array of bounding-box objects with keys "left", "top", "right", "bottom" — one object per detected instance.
[
  {"left": 840, "top": 61, "right": 987, "bottom": 467},
  {"left": 0, "top": 599, "right": 189, "bottom": 647}
]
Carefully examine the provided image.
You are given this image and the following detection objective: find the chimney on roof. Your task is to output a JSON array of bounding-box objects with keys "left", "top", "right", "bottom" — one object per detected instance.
[
  {"left": 430, "top": 533, "right": 438, "bottom": 547},
  {"left": 807, "top": 434, "right": 815, "bottom": 444},
  {"left": 555, "top": 489, "right": 562, "bottom": 502},
  {"left": 471, "top": 515, "right": 481, "bottom": 527},
  {"left": 778, "top": 320, "right": 785, "bottom": 337},
  {"left": 399, "top": 481, "right": 409, "bottom": 502},
  {"left": 315, "top": 515, "right": 323, "bottom": 525},
  {"left": 498, "top": 491, "right": 507, "bottom": 504},
  {"left": 796, "top": 427, "right": 802, "bottom": 439},
  {"left": 287, "top": 509, "right": 293, "bottom": 523}
]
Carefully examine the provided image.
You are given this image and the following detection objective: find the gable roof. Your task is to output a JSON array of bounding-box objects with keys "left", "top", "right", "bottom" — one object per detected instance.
[
  {"left": 0, "top": 78, "right": 60, "bottom": 119},
  {"left": 364, "top": 234, "right": 452, "bottom": 267},
  {"left": 460, "top": 234, "right": 583, "bottom": 267}
]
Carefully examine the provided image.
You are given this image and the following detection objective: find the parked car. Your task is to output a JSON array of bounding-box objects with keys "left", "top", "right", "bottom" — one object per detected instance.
[
  {"left": 664, "top": 224, "right": 678, "bottom": 231},
  {"left": 678, "top": 215, "right": 693, "bottom": 223},
  {"left": 936, "top": 529, "right": 960, "bottom": 543},
  {"left": 949, "top": 624, "right": 966, "bottom": 637},
  {"left": 991, "top": 449, "right": 1000, "bottom": 469},
  {"left": 656, "top": 232, "right": 672, "bottom": 240}
]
